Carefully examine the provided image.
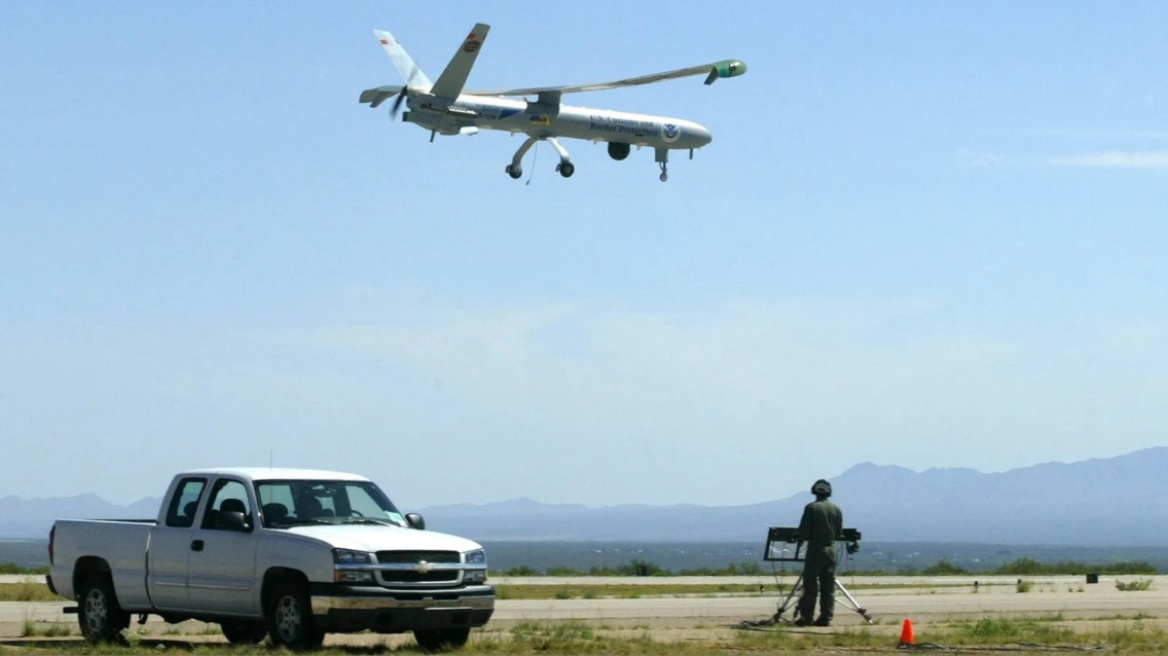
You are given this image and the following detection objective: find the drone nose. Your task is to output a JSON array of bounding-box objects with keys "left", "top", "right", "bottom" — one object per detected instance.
[{"left": 688, "top": 121, "right": 713, "bottom": 147}]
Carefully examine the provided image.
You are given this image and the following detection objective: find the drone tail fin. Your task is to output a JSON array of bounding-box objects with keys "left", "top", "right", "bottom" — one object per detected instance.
[
  {"left": 429, "top": 23, "right": 490, "bottom": 100},
  {"left": 373, "top": 29, "right": 432, "bottom": 91}
]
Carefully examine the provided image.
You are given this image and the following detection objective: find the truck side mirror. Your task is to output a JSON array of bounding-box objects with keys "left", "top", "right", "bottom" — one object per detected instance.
[
  {"left": 405, "top": 513, "right": 426, "bottom": 530},
  {"left": 216, "top": 510, "right": 250, "bottom": 532}
]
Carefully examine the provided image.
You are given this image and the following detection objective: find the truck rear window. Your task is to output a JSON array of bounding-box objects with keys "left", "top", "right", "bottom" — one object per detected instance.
[{"left": 165, "top": 478, "right": 207, "bottom": 528}]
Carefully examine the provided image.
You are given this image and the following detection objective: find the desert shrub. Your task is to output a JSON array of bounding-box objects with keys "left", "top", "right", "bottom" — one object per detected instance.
[
  {"left": 1116, "top": 579, "right": 1153, "bottom": 591},
  {"left": 923, "top": 560, "right": 969, "bottom": 575}
]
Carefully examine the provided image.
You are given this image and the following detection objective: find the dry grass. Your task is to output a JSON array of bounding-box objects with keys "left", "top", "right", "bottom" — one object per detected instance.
[{"left": 0, "top": 582, "right": 58, "bottom": 602}]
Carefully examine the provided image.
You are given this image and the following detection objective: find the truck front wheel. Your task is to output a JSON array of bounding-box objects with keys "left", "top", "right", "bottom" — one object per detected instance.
[
  {"left": 78, "top": 575, "right": 130, "bottom": 644},
  {"left": 267, "top": 581, "right": 324, "bottom": 650},
  {"left": 414, "top": 627, "right": 471, "bottom": 651}
]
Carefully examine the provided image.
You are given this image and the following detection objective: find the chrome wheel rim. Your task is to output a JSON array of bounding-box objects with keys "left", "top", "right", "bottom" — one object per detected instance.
[
  {"left": 275, "top": 594, "right": 302, "bottom": 641},
  {"left": 83, "top": 588, "right": 109, "bottom": 637}
]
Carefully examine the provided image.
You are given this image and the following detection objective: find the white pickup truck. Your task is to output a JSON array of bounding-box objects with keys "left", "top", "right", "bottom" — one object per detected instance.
[{"left": 47, "top": 468, "right": 494, "bottom": 649}]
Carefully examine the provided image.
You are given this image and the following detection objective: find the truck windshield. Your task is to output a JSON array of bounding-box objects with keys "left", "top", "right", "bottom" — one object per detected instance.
[{"left": 255, "top": 480, "right": 408, "bottom": 528}]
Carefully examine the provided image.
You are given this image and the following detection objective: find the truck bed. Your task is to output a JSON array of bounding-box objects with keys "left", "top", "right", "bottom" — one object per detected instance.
[{"left": 50, "top": 519, "right": 156, "bottom": 609}]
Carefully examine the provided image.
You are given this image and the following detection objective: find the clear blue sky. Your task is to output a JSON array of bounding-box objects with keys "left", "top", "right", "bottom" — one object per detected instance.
[{"left": 2, "top": 2, "right": 1165, "bottom": 508}]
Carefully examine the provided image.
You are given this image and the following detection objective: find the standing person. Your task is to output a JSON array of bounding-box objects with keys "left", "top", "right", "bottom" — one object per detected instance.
[{"left": 796, "top": 479, "right": 843, "bottom": 626}]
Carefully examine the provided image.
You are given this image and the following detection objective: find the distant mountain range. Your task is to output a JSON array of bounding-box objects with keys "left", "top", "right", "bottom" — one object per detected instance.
[
  {"left": 4, "top": 448, "right": 1166, "bottom": 546},
  {"left": 0, "top": 493, "right": 160, "bottom": 540}
]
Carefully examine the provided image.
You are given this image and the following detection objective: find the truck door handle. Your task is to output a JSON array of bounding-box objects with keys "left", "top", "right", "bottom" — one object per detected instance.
[{"left": 191, "top": 540, "right": 204, "bottom": 552}]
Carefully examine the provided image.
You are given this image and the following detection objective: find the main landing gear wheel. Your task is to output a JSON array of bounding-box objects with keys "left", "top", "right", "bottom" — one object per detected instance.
[
  {"left": 660, "top": 172, "right": 668, "bottom": 182},
  {"left": 557, "top": 162, "right": 575, "bottom": 178},
  {"left": 505, "top": 164, "right": 522, "bottom": 179}
]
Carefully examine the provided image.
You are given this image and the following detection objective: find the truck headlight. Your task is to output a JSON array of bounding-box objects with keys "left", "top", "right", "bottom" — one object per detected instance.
[
  {"left": 333, "top": 549, "right": 376, "bottom": 584},
  {"left": 464, "top": 549, "right": 487, "bottom": 584},
  {"left": 333, "top": 549, "right": 373, "bottom": 565}
]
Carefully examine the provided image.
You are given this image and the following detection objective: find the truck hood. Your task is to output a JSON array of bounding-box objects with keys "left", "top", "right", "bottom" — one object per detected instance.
[{"left": 282, "top": 524, "right": 484, "bottom": 555}]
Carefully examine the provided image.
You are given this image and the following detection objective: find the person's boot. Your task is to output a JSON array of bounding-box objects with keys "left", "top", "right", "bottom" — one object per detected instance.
[{"left": 813, "top": 617, "right": 831, "bottom": 627}]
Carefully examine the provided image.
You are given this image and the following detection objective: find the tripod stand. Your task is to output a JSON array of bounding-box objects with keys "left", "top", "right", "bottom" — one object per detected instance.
[
  {"left": 762, "top": 526, "right": 872, "bottom": 625},
  {"left": 771, "top": 570, "right": 872, "bottom": 624}
]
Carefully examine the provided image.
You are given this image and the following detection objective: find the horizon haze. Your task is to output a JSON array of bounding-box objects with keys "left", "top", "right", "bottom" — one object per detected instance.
[{"left": 4, "top": 448, "right": 1166, "bottom": 547}]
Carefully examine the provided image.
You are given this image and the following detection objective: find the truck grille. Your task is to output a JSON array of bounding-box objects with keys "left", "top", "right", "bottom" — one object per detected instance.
[{"left": 376, "top": 550, "right": 460, "bottom": 584}]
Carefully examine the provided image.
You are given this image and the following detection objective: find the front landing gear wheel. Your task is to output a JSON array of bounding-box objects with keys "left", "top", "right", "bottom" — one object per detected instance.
[
  {"left": 78, "top": 575, "right": 130, "bottom": 644},
  {"left": 505, "top": 164, "right": 522, "bottom": 179},
  {"left": 659, "top": 172, "right": 668, "bottom": 182},
  {"left": 267, "top": 581, "right": 325, "bottom": 650},
  {"left": 557, "top": 162, "right": 575, "bottom": 178},
  {"left": 414, "top": 627, "right": 471, "bottom": 651}
]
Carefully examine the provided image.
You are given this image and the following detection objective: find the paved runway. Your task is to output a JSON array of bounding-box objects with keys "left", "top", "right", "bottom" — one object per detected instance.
[
  {"left": 491, "top": 575, "right": 1168, "bottom": 624},
  {"left": 4, "top": 575, "right": 1166, "bottom": 638}
]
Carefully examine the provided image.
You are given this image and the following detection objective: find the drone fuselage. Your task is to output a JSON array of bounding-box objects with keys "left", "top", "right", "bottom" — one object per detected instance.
[{"left": 403, "top": 93, "right": 713, "bottom": 152}]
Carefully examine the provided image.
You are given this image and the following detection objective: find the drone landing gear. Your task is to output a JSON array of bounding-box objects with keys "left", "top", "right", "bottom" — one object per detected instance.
[
  {"left": 505, "top": 136, "right": 535, "bottom": 179},
  {"left": 506, "top": 136, "right": 574, "bottom": 180},
  {"left": 506, "top": 139, "right": 673, "bottom": 182},
  {"left": 655, "top": 147, "right": 669, "bottom": 182},
  {"left": 547, "top": 137, "right": 574, "bottom": 178}
]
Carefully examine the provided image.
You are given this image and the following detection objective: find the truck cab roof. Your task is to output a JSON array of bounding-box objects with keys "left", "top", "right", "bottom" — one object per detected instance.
[{"left": 179, "top": 468, "right": 372, "bottom": 483}]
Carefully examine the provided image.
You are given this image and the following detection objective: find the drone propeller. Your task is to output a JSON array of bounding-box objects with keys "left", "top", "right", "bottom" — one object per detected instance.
[
  {"left": 389, "top": 87, "right": 408, "bottom": 119},
  {"left": 388, "top": 64, "right": 424, "bottom": 120}
]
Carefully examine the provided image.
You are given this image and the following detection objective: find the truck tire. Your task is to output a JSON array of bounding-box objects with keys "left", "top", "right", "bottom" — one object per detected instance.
[
  {"left": 77, "top": 574, "right": 130, "bottom": 644},
  {"left": 220, "top": 619, "right": 268, "bottom": 645},
  {"left": 267, "top": 581, "right": 324, "bottom": 650},
  {"left": 414, "top": 627, "right": 470, "bottom": 651}
]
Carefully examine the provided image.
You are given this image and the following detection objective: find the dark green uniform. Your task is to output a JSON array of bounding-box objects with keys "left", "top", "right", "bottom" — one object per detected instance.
[{"left": 796, "top": 498, "right": 843, "bottom": 624}]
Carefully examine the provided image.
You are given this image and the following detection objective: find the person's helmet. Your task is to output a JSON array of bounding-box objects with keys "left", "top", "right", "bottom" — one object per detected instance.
[{"left": 811, "top": 479, "right": 832, "bottom": 497}]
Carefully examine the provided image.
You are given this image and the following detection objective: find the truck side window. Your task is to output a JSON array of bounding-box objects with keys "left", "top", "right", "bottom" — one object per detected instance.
[
  {"left": 202, "top": 479, "right": 253, "bottom": 531},
  {"left": 165, "top": 478, "right": 207, "bottom": 528},
  {"left": 258, "top": 483, "right": 295, "bottom": 527}
]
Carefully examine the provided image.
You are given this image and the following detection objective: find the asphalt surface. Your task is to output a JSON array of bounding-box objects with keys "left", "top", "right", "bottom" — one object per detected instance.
[{"left": 4, "top": 574, "right": 1167, "bottom": 642}]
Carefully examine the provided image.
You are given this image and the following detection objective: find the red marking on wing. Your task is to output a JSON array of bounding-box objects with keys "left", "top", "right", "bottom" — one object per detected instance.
[{"left": 379, "top": 39, "right": 388, "bottom": 45}]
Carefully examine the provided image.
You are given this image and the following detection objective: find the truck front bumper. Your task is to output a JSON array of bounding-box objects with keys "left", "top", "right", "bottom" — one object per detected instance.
[{"left": 308, "top": 583, "right": 495, "bottom": 634}]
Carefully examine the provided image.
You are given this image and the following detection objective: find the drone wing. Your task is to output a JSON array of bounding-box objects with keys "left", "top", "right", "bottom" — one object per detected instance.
[{"left": 468, "top": 59, "right": 747, "bottom": 98}]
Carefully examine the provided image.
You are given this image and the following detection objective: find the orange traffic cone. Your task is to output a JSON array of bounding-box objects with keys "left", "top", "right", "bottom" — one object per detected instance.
[{"left": 898, "top": 618, "right": 915, "bottom": 648}]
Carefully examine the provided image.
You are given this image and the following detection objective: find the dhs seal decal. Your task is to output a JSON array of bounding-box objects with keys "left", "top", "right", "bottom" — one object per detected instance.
[{"left": 662, "top": 123, "right": 681, "bottom": 144}]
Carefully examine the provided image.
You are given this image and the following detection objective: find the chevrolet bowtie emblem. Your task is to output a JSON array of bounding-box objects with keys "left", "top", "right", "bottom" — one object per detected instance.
[{"left": 414, "top": 560, "right": 434, "bottom": 574}]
